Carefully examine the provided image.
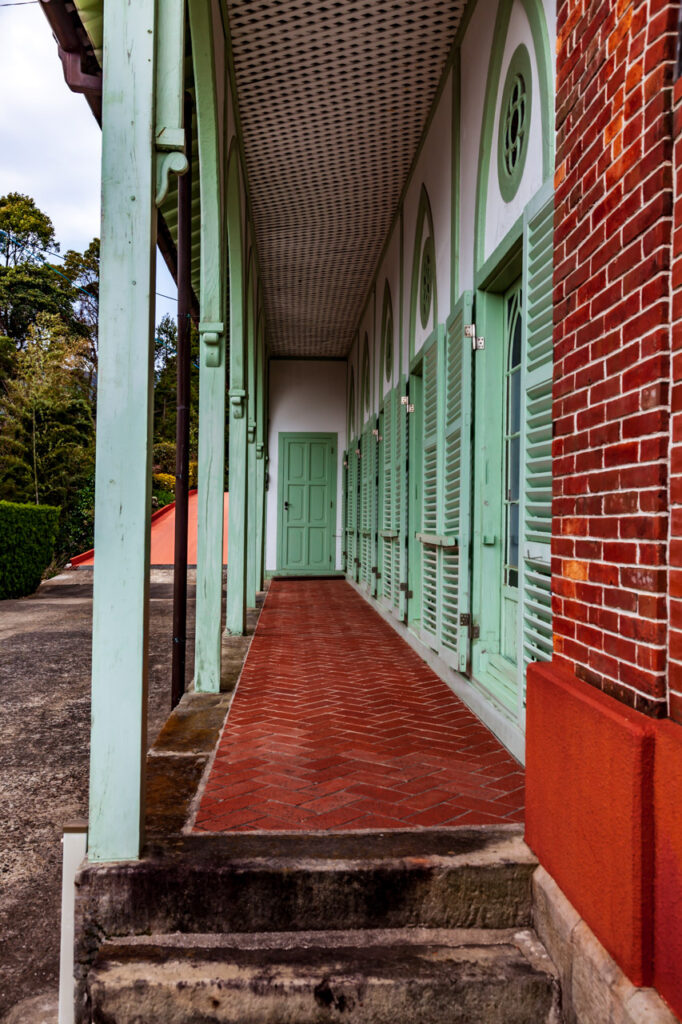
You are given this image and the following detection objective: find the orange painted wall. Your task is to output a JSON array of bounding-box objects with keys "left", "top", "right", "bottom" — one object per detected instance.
[
  {"left": 71, "top": 490, "right": 229, "bottom": 567},
  {"left": 525, "top": 662, "right": 656, "bottom": 986}
]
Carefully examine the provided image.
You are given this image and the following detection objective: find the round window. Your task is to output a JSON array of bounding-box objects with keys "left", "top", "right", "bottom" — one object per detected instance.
[
  {"left": 497, "top": 44, "right": 532, "bottom": 202},
  {"left": 384, "top": 313, "right": 393, "bottom": 381},
  {"left": 419, "top": 235, "right": 434, "bottom": 330}
]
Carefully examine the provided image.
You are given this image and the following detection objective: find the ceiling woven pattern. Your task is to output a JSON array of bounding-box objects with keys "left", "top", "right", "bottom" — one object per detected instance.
[{"left": 227, "top": 0, "right": 466, "bottom": 357}]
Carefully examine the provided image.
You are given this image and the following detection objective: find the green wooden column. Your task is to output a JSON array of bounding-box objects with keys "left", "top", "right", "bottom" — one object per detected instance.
[
  {"left": 246, "top": 264, "right": 257, "bottom": 608},
  {"left": 255, "top": 322, "right": 266, "bottom": 590},
  {"left": 190, "top": 0, "right": 226, "bottom": 692},
  {"left": 225, "top": 144, "right": 247, "bottom": 636},
  {"left": 88, "top": 0, "right": 158, "bottom": 862}
]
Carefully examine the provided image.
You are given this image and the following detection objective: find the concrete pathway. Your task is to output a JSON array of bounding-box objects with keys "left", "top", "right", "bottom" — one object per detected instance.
[
  {"left": 0, "top": 569, "right": 195, "bottom": 1021},
  {"left": 194, "top": 580, "right": 524, "bottom": 833}
]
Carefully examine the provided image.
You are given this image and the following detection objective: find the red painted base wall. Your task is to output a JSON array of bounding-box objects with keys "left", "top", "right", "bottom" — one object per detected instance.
[
  {"left": 525, "top": 663, "right": 655, "bottom": 985},
  {"left": 654, "top": 721, "right": 682, "bottom": 1017},
  {"left": 526, "top": 663, "right": 682, "bottom": 1017}
]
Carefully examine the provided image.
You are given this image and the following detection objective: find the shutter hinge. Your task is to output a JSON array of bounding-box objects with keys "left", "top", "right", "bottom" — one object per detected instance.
[
  {"left": 459, "top": 613, "right": 470, "bottom": 626},
  {"left": 399, "top": 582, "right": 413, "bottom": 598},
  {"left": 371, "top": 565, "right": 378, "bottom": 575},
  {"left": 464, "top": 323, "right": 476, "bottom": 339},
  {"left": 465, "top": 323, "right": 485, "bottom": 350},
  {"left": 472, "top": 624, "right": 480, "bottom": 639},
  {"left": 401, "top": 395, "right": 409, "bottom": 405}
]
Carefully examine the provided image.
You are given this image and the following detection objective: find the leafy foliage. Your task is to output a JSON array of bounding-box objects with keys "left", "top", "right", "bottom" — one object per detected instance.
[
  {"left": 0, "top": 192, "right": 57, "bottom": 267},
  {"left": 0, "top": 499, "right": 60, "bottom": 599},
  {"left": 0, "top": 314, "right": 95, "bottom": 555}
]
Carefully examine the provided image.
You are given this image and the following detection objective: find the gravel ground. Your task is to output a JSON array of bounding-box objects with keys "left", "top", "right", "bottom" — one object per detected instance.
[{"left": 0, "top": 568, "right": 196, "bottom": 1019}]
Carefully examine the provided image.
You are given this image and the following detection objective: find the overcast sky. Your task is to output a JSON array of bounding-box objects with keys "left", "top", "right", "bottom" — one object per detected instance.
[{"left": 0, "top": 1, "right": 177, "bottom": 323}]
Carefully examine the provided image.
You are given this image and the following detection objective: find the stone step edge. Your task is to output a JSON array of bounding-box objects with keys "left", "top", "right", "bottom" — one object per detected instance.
[{"left": 97, "top": 926, "right": 558, "bottom": 977}]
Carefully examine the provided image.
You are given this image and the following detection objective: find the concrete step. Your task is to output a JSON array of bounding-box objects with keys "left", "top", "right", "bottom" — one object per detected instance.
[
  {"left": 75, "top": 827, "right": 536, "bottom": 941},
  {"left": 87, "top": 927, "right": 562, "bottom": 1024}
]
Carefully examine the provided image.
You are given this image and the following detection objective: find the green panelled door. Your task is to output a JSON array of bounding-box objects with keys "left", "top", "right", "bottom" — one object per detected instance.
[{"left": 279, "top": 433, "right": 337, "bottom": 573}]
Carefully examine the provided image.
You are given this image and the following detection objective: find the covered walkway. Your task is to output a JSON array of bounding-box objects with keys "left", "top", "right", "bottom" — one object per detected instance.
[{"left": 194, "top": 580, "right": 524, "bottom": 833}]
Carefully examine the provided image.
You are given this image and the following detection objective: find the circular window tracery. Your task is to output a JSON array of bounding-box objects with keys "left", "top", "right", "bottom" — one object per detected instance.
[
  {"left": 362, "top": 336, "right": 370, "bottom": 412},
  {"left": 419, "top": 235, "right": 434, "bottom": 330},
  {"left": 382, "top": 283, "right": 393, "bottom": 383},
  {"left": 497, "top": 44, "right": 532, "bottom": 203},
  {"left": 384, "top": 313, "right": 393, "bottom": 381}
]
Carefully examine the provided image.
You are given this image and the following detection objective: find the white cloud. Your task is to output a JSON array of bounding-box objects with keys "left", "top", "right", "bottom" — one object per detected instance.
[{"left": 0, "top": 3, "right": 177, "bottom": 323}]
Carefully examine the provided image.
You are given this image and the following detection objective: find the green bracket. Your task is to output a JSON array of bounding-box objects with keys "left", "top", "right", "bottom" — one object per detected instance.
[
  {"left": 230, "top": 387, "right": 246, "bottom": 418},
  {"left": 200, "top": 321, "right": 224, "bottom": 367}
]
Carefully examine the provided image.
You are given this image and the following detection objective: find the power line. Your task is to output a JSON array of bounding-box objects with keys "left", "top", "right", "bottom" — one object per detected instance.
[
  {"left": 0, "top": 228, "right": 178, "bottom": 303},
  {"left": 0, "top": 1, "right": 40, "bottom": 6}
]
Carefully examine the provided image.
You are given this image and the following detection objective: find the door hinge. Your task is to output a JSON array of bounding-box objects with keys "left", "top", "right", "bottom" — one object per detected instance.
[{"left": 472, "top": 624, "right": 480, "bottom": 639}]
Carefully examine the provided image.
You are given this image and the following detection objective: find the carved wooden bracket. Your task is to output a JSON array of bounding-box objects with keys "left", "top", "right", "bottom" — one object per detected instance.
[
  {"left": 199, "top": 321, "right": 224, "bottom": 367},
  {"left": 229, "top": 388, "right": 247, "bottom": 418}
]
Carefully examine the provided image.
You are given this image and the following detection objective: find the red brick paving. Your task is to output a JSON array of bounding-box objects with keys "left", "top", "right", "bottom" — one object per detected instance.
[{"left": 194, "top": 580, "right": 524, "bottom": 832}]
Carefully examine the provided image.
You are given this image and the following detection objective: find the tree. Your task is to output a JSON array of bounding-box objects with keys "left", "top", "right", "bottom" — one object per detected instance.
[
  {"left": 0, "top": 314, "right": 95, "bottom": 542},
  {"left": 0, "top": 192, "right": 56, "bottom": 267},
  {"left": 63, "top": 238, "right": 99, "bottom": 385},
  {"left": 0, "top": 193, "right": 78, "bottom": 350}
]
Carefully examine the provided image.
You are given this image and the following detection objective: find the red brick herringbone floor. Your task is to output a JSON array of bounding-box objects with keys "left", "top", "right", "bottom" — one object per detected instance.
[{"left": 193, "top": 580, "right": 524, "bottom": 832}]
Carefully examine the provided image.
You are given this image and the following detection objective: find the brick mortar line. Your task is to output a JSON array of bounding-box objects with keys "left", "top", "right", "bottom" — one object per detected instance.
[{"left": 183, "top": 586, "right": 273, "bottom": 834}]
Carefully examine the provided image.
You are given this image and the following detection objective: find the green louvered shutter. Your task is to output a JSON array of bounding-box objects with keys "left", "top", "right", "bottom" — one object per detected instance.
[
  {"left": 370, "top": 419, "right": 379, "bottom": 596},
  {"left": 346, "top": 443, "right": 358, "bottom": 580},
  {"left": 519, "top": 189, "right": 554, "bottom": 701},
  {"left": 342, "top": 450, "right": 348, "bottom": 572},
  {"left": 440, "top": 293, "right": 473, "bottom": 672},
  {"left": 360, "top": 425, "right": 371, "bottom": 589},
  {"left": 380, "top": 391, "right": 395, "bottom": 608},
  {"left": 420, "top": 338, "right": 439, "bottom": 649},
  {"left": 397, "top": 380, "right": 408, "bottom": 621}
]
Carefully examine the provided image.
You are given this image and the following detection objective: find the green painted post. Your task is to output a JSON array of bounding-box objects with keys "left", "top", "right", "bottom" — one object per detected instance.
[
  {"left": 255, "top": 324, "right": 266, "bottom": 591},
  {"left": 88, "top": 0, "right": 157, "bottom": 862},
  {"left": 246, "top": 266, "right": 257, "bottom": 608},
  {"left": 190, "top": 0, "right": 226, "bottom": 693},
  {"left": 225, "top": 145, "right": 247, "bottom": 636}
]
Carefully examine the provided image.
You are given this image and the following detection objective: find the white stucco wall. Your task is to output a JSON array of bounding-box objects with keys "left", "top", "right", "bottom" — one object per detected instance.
[
  {"left": 459, "top": 0, "right": 495, "bottom": 293},
  {"left": 484, "top": 0, "right": 545, "bottom": 260},
  {"left": 266, "top": 360, "right": 347, "bottom": 572},
  {"left": 359, "top": 294, "right": 375, "bottom": 427},
  {"left": 375, "top": 222, "right": 401, "bottom": 400},
  {"left": 403, "top": 69, "right": 453, "bottom": 362}
]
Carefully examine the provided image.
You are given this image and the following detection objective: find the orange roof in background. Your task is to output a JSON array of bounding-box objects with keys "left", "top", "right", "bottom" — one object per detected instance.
[{"left": 71, "top": 490, "right": 229, "bottom": 566}]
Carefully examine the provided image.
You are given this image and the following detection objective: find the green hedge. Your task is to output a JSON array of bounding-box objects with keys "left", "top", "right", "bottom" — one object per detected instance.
[{"left": 0, "top": 500, "right": 60, "bottom": 599}]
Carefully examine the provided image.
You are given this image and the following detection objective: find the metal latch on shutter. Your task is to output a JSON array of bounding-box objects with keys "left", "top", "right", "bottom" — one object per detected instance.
[
  {"left": 460, "top": 613, "right": 480, "bottom": 639},
  {"left": 464, "top": 323, "right": 484, "bottom": 350}
]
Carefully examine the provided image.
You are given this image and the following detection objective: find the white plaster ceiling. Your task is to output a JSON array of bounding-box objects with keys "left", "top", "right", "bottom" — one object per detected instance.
[{"left": 227, "top": 0, "right": 467, "bottom": 357}]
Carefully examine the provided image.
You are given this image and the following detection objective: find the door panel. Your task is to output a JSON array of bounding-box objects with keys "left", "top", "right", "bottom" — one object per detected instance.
[{"left": 279, "top": 433, "right": 337, "bottom": 573}]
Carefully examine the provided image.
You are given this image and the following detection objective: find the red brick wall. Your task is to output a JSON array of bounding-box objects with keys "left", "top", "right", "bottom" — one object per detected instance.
[
  {"left": 552, "top": 0, "right": 678, "bottom": 717},
  {"left": 669, "top": 73, "right": 682, "bottom": 724}
]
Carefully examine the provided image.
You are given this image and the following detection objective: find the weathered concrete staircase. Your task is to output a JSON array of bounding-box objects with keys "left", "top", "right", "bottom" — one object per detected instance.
[{"left": 76, "top": 827, "right": 563, "bottom": 1023}]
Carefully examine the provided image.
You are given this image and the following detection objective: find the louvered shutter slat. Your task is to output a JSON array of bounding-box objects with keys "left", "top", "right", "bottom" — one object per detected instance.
[
  {"left": 519, "top": 192, "right": 554, "bottom": 695},
  {"left": 440, "top": 292, "right": 473, "bottom": 672},
  {"left": 420, "top": 340, "right": 439, "bottom": 647}
]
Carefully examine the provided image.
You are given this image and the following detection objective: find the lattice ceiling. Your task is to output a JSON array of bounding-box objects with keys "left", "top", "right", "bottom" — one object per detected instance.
[{"left": 227, "top": 0, "right": 467, "bottom": 357}]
